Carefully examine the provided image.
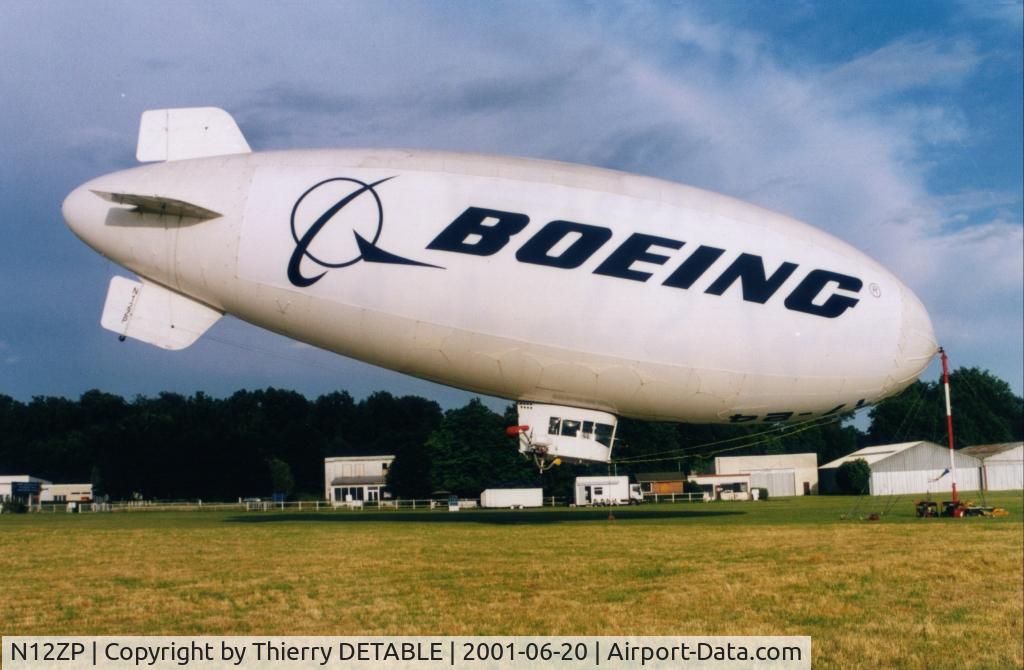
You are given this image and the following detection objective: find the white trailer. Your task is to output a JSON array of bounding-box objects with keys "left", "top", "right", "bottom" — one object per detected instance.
[
  {"left": 480, "top": 488, "right": 544, "bottom": 508},
  {"left": 574, "top": 476, "right": 642, "bottom": 506}
]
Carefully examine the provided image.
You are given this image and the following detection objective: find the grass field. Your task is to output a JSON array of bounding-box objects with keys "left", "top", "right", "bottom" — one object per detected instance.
[{"left": 1, "top": 492, "right": 1021, "bottom": 669}]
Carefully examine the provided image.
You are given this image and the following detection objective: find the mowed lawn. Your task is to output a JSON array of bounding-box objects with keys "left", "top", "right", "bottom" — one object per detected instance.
[{"left": 2, "top": 492, "right": 1021, "bottom": 670}]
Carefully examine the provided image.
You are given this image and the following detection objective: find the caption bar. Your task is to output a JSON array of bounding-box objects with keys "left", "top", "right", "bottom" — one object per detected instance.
[{"left": 2, "top": 636, "right": 809, "bottom": 670}]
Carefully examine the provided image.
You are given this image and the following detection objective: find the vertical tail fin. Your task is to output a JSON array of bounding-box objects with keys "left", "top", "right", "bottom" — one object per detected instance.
[{"left": 136, "top": 107, "right": 251, "bottom": 162}]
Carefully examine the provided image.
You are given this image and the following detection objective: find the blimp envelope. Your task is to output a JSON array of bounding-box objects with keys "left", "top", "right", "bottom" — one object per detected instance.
[{"left": 64, "top": 108, "right": 939, "bottom": 467}]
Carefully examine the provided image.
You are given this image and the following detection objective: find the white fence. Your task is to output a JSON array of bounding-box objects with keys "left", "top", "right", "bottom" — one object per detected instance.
[
  {"left": 642, "top": 492, "right": 707, "bottom": 503},
  {"left": 21, "top": 493, "right": 715, "bottom": 514},
  {"left": 27, "top": 497, "right": 572, "bottom": 514}
]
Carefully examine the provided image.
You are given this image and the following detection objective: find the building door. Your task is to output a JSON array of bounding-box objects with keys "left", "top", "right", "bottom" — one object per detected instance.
[{"left": 803, "top": 481, "right": 811, "bottom": 495}]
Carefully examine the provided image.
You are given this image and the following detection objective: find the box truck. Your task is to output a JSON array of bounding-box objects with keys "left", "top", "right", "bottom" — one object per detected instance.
[
  {"left": 480, "top": 488, "right": 544, "bottom": 508},
  {"left": 574, "top": 476, "right": 642, "bottom": 505}
]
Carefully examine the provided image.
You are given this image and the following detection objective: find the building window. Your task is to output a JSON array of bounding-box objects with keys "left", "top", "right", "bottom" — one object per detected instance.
[{"left": 340, "top": 487, "right": 365, "bottom": 502}]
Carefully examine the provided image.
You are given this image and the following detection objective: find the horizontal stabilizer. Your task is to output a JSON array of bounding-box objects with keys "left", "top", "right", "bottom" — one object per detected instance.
[
  {"left": 100, "top": 276, "right": 222, "bottom": 350},
  {"left": 91, "top": 190, "right": 221, "bottom": 220},
  {"left": 136, "top": 107, "right": 251, "bottom": 162}
]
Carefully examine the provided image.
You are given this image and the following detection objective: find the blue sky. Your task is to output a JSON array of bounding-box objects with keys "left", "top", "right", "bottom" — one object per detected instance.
[{"left": 1, "top": 1, "right": 1021, "bottom": 407}]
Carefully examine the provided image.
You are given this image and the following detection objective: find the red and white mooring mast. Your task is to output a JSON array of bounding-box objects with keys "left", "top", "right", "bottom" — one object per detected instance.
[{"left": 940, "top": 348, "right": 958, "bottom": 502}]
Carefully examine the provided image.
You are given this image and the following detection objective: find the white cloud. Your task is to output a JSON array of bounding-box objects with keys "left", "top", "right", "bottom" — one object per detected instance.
[
  {"left": 957, "top": 0, "right": 1024, "bottom": 30},
  {"left": 823, "top": 38, "right": 980, "bottom": 102}
]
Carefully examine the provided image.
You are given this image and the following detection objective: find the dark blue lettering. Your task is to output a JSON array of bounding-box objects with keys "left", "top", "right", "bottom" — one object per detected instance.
[
  {"left": 784, "top": 269, "right": 862, "bottom": 318},
  {"left": 426, "top": 206, "right": 529, "bottom": 256},
  {"left": 663, "top": 245, "right": 725, "bottom": 289},
  {"left": 728, "top": 413, "right": 758, "bottom": 423},
  {"left": 705, "top": 253, "right": 798, "bottom": 303},
  {"left": 515, "top": 220, "right": 612, "bottom": 268},
  {"left": 593, "top": 233, "right": 683, "bottom": 282}
]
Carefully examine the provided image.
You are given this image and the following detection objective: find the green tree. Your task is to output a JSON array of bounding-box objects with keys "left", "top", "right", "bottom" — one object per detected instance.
[
  {"left": 267, "top": 458, "right": 295, "bottom": 496},
  {"left": 836, "top": 458, "right": 871, "bottom": 494},
  {"left": 367, "top": 392, "right": 442, "bottom": 499},
  {"left": 868, "top": 368, "right": 1023, "bottom": 447},
  {"left": 425, "top": 399, "right": 536, "bottom": 497}
]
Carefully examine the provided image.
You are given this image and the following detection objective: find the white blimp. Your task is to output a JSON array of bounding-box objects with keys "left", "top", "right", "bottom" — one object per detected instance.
[{"left": 63, "top": 107, "right": 937, "bottom": 468}]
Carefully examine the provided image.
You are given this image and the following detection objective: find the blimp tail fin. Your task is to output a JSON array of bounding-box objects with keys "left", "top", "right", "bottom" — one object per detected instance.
[
  {"left": 136, "top": 107, "right": 251, "bottom": 162},
  {"left": 100, "top": 276, "right": 223, "bottom": 350}
]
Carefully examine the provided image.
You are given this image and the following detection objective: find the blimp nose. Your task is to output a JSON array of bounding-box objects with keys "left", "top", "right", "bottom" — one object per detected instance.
[
  {"left": 892, "top": 284, "right": 939, "bottom": 387},
  {"left": 62, "top": 183, "right": 105, "bottom": 252}
]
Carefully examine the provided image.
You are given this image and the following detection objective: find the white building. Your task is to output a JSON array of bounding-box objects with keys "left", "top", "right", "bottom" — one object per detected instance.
[
  {"left": 0, "top": 475, "right": 51, "bottom": 503},
  {"left": 41, "top": 483, "right": 93, "bottom": 503},
  {"left": 819, "top": 442, "right": 982, "bottom": 495},
  {"left": 715, "top": 453, "right": 819, "bottom": 496},
  {"left": 2, "top": 477, "right": 93, "bottom": 509},
  {"left": 324, "top": 455, "right": 394, "bottom": 504},
  {"left": 962, "top": 443, "right": 1023, "bottom": 491}
]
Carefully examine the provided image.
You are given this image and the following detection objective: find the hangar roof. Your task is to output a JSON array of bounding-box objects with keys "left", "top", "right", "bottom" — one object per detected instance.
[
  {"left": 961, "top": 442, "right": 1023, "bottom": 459},
  {"left": 820, "top": 442, "right": 925, "bottom": 469}
]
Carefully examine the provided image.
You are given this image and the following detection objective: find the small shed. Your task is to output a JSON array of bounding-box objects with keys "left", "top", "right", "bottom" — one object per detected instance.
[
  {"left": 819, "top": 442, "right": 981, "bottom": 495},
  {"left": 635, "top": 472, "right": 688, "bottom": 495},
  {"left": 962, "top": 443, "right": 1023, "bottom": 491}
]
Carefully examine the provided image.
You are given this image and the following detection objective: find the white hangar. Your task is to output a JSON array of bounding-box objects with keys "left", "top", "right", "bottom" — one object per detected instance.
[
  {"left": 962, "top": 443, "right": 1023, "bottom": 491},
  {"left": 714, "top": 453, "right": 819, "bottom": 496},
  {"left": 819, "top": 442, "right": 982, "bottom": 496}
]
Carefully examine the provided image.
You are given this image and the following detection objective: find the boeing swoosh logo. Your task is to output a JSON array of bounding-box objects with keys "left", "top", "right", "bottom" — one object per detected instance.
[{"left": 287, "top": 176, "right": 441, "bottom": 288}]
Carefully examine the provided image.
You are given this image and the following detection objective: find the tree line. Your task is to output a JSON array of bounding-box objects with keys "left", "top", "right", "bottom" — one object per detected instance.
[{"left": 0, "top": 367, "right": 1019, "bottom": 500}]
